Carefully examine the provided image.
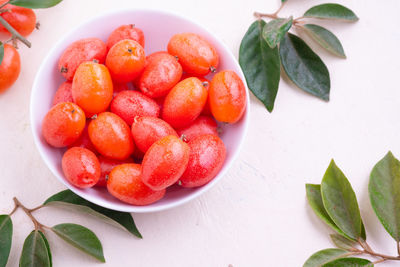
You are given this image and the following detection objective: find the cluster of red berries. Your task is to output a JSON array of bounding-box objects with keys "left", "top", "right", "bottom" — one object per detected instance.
[{"left": 41, "top": 24, "right": 246, "bottom": 206}]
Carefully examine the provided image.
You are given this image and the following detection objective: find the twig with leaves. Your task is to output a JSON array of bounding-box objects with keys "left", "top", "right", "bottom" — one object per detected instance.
[
  {"left": 304, "top": 151, "right": 400, "bottom": 266},
  {"left": 239, "top": 0, "right": 358, "bottom": 112},
  {"left": 0, "top": 0, "right": 62, "bottom": 64},
  {"left": 0, "top": 190, "right": 142, "bottom": 267}
]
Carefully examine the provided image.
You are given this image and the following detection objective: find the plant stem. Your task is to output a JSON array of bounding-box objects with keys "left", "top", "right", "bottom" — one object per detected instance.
[
  {"left": 13, "top": 197, "right": 47, "bottom": 231},
  {"left": 0, "top": 0, "right": 10, "bottom": 9},
  {"left": 253, "top": 11, "right": 277, "bottom": 20},
  {"left": 273, "top": 1, "right": 286, "bottom": 16},
  {"left": 0, "top": 16, "right": 31, "bottom": 48},
  {"left": 254, "top": 0, "right": 286, "bottom": 20},
  {"left": 397, "top": 241, "right": 400, "bottom": 256},
  {"left": 356, "top": 240, "right": 400, "bottom": 262},
  {"left": 8, "top": 204, "right": 18, "bottom": 216},
  {"left": 29, "top": 204, "right": 44, "bottom": 212}
]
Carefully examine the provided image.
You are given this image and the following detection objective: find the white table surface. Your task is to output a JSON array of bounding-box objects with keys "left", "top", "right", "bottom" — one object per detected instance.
[{"left": 1, "top": 0, "right": 400, "bottom": 266}]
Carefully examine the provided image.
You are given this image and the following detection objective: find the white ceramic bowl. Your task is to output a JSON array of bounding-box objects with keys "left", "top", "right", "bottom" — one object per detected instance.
[{"left": 30, "top": 8, "right": 250, "bottom": 213}]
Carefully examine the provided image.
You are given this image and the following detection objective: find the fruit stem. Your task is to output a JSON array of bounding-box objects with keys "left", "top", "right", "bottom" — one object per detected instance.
[{"left": 0, "top": 16, "right": 31, "bottom": 48}]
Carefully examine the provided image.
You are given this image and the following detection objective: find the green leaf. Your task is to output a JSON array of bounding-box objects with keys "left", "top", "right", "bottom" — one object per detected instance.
[
  {"left": 302, "top": 24, "right": 346, "bottom": 58},
  {"left": 9, "top": 0, "right": 63, "bottom": 8},
  {"left": 52, "top": 223, "right": 105, "bottom": 262},
  {"left": 19, "top": 230, "right": 51, "bottom": 267},
  {"left": 0, "top": 215, "right": 12, "bottom": 267},
  {"left": 239, "top": 20, "right": 280, "bottom": 112},
  {"left": 262, "top": 17, "right": 293, "bottom": 48},
  {"left": 306, "top": 184, "right": 347, "bottom": 237},
  {"left": 304, "top": 4, "right": 359, "bottom": 22},
  {"left": 369, "top": 151, "right": 400, "bottom": 241},
  {"left": 303, "top": 248, "right": 348, "bottom": 267},
  {"left": 330, "top": 234, "right": 357, "bottom": 250},
  {"left": 321, "top": 160, "right": 362, "bottom": 240},
  {"left": 38, "top": 231, "right": 52, "bottom": 267},
  {"left": 322, "top": 258, "right": 372, "bottom": 267},
  {"left": 44, "top": 190, "right": 142, "bottom": 238},
  {"left": 279, "top": 33, "right": 330, "bottom": 101},
  {"left": 0, "top": 42, "right": 4, "bottom": 66},
  {"left": 281, "top": 0, "right": 287, "bottom": 3}
]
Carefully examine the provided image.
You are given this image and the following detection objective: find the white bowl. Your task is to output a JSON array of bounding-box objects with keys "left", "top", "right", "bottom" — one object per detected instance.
[{"left": 30, "top": 8, "right": 250, "bottom": 213}]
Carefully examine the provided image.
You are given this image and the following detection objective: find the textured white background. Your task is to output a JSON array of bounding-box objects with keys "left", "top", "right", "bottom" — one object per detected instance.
[{"left": 1, "top": 0, "right": 400, "bottom": 266}]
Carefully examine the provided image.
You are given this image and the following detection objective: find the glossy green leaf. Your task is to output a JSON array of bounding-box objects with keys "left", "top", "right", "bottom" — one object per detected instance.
[
  {"left": 52, "top": 223, "right": 105, "bottom": 262},
  {"left": 330, "top": 234, "right": 356, "bottom": 250},
  {"left": 304, "top": 4, "right": 359, "bottom": 22},
  {"left": 302, "top": 24, "right": 346, "bottom": 58},
  {"left": 9, "top": 0, "right": 63, "bottom": 8},
  {"left": 323, "top": 258, "right": 372, "bottom": 267},
  {"left": 262, "top": 17, "right": 293, "bottom": 48},
  {"left": 321, "top": 160, "right": 362, "bottom": 240},
  {"left": 279, "top": 33, "right": 330, "bottom": 101},
  {"left": 39, "top": 231, "right": 52, "bottom": 267},
  {"left": 303, "top": 248, "right": 348, "bottom": 267},
  {"left": 44, "top": 190, "right": 142, "bottom": 238},
  {"left": 281, "top": 0, "right": 287, "bottom": 3},
  {"left": 306, "top": 184, "right": 346, "bottom": 236},
  {"left": 239, "top": 20, "right": 280, "bottom": 112},
  {"left": 0, "top": 42, "right": 4, "bottom": 66},
  {"left": 19, "top": 230, "right": 51, "bottom": 267},
  {"left": 0, "top": 215, "right": 12, "bottom": 267},
  {"left": 369, "top": 151, "right": 400, "bottom": 241}
]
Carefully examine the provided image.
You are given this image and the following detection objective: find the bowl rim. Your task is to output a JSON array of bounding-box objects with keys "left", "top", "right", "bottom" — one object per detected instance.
[{"left": 30, "top": 7, "right": 251, "bottom": 213}]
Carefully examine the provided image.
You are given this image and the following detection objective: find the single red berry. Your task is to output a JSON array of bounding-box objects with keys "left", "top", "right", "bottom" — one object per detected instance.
[
  {"left": 110, "top": 90, "right": 160, "bottom": 125},
  {"left": 179, "top": 134, "right": 226, "bottom": 187},
  {"left": 62, "top": 147, "right": 101, "bottom": 188},
  {"left": 141, "top": 135, "right": 190, "bottom": 191},
  {"left": 108, "top": 163, "right": 166, "bottom": 205},
  {"left": 131, "top": 116, "right": 178, "bottom": 153}
]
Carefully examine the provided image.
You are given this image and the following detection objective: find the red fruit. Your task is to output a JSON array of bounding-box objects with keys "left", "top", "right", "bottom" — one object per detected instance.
[
  {"left": 106, "top": 24, "right": 145, "bottom": 50},
  {"left": 108, "top": 163, "right": 165, "bottom": 205},
  {"left": 167, "top": 33, "right": 219, "bottom": 76},
  {"left": 42, "top": 102, "right": 86, "bottom": 147},
  {"left": 181, "top": 75, "right": 212, "bottom": 115},
  {"left": 131, "top": 116, "right": 178, "bottom": 153},
  {"left": 141, "top": 135, "right": 190, "bottom": 190},
  {"left": 52, "top": 82, "right": 73, "bottom": 106},
  {"left": 0, "top": 44, "right": 20, "bottom": 93},
  {"left": 162, "top": 77, "right": 207, "bottom": 128},
  {"left": 58, "top": 38, "right": 107, "bottom": 81},
  {"left": 72, "top": 61, "right": 113, "bottom": 116},
  {"left": 62, "top": 147, "right": 101, "bottom": 188},
  {"left": 106, "top": 39, "right": 145, "bottom": 83},
  {"left": 0, "top": 3, "right": 36, "bottom": 36},
  {"left": 68, "top": 123, "right": 97, "bottom": 153},
  {"left": 138, "top": 51, "right": 182, "bottom": 98},
  {"left": 209, "top": 70, "right": 247, "bottom": 123},
  {"left": 96, "top": 156, "right": 134, "bottom": 187},
  {"left": 179, "top": 134, "right": 226, "bottom": 187},
  {"left": 88, "top": 112, "right": 134, "bottom": 160},
  {"left": 110, "top": 90, "right": 160, "bottom": 125},
  {"left": 177, "top": 116, "right": 218, "bottom": 142}
]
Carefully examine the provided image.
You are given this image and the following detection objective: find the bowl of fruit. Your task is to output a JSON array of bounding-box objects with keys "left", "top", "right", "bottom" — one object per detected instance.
[{"left": 30, "top": 8, "right": 250, "bottom": 212}]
